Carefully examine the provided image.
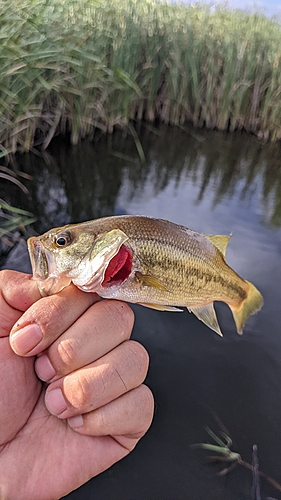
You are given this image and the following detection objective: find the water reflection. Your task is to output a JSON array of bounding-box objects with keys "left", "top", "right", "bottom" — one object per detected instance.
[
  {"left": 1, "top": 125, "right": 281, "bottom": 499},
  {"left": 1, "top": 124, "right": 281, "bottom": 231}
]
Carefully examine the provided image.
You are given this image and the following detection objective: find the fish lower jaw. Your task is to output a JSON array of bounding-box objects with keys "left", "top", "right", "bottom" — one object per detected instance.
[
  {"left": 97, "top": 282, "right": 129, "bottom": 299},
  {"left": 37, "top": 275, "right": 72, "bottom": 296},
  {"left": 69, "top": 261, "right": 106, "bottom": 293},
  {"left": 74, "top": 277, "right": 104, "bottom": 292}
]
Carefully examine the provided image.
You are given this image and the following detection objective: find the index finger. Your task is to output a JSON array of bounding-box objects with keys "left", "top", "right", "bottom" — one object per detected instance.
[{"left": 9, "top": 284, "right": 99, "bottom": 356}]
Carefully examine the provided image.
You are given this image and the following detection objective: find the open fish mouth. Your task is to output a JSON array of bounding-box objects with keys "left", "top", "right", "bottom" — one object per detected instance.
[
  {"left": 27, "top": 236, "right": 72, "bottom": 296},
  {"left": 28, "top": 236, "right": 49, "bottom": 281},
  {"left": 28, "top": 228, "right": 133, "bottom": 296}
]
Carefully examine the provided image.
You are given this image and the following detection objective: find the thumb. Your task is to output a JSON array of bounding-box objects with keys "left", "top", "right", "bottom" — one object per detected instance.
[
  {"left": 0, "top": 270, "right": 40, "bottom": 310},
  {"left": 0, "top": 271, "right": 40, "bottom": 338},
  {"left": 0, "top": 271, "right": 42, "bottom": 443}
]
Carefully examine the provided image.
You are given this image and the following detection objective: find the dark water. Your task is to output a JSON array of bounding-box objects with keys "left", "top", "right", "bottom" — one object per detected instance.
[{"left": 2, "top": 124, "right": 281, "bottom": 499}]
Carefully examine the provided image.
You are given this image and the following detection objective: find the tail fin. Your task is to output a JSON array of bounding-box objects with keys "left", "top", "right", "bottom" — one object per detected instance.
[{"left": 230, "top": 281, "right": 264, "bottom": 335}]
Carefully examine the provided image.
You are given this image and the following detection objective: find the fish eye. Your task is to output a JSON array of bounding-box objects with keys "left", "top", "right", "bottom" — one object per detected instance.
[{"left": 55, "top": 231, "right": 72, "bottom": 248}]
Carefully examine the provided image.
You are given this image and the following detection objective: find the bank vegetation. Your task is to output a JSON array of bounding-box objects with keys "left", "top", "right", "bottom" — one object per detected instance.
[{"left": 1, "top": 0, "right": 281, "bottom": 156}]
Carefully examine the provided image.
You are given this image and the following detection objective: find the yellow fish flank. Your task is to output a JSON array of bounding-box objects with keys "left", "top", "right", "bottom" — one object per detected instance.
[{"left": 27, "top": 215, "right": 263, "bottom": 336}]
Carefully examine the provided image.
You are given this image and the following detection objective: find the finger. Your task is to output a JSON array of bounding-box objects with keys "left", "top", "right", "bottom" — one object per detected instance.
[
  {"left": 44, "top": 340, "right": 149, "bottom": 419},
  {"left": 67, "top": 385, "right": 154, "bottom": 443},
  {"left": 35, "top": 300, "right": 134, "bottom": 382},
  {"left": 0, "top": 270, "right": 40, "bottom": 338},
  {"left": 9, "top": 285, "right": 99, "bottom": 356},
  {"left": 0, "top": 338, "right": 41, "bottom": 445}
]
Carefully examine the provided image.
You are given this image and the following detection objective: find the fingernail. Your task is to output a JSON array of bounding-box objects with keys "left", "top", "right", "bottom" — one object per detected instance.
[
  {"left": 45, "top": 388, "right": 67, "bottom": 416},
  {"left": 10, "top": 324, "right": 43, "bottom": 355},
  {"left": 68, "top": 415, "right": 83, "bottom": 429},
  {"left": 35, "top": 354, "right": 56, "bottom": 381}
]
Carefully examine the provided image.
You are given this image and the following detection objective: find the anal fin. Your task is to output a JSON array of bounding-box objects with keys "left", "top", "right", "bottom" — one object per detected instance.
[
  {"left": 139, "top": 303, "right": 183, "bottom": 312},
  {"left": 188, "top": 303, "right": 223, "bottom": 336}
]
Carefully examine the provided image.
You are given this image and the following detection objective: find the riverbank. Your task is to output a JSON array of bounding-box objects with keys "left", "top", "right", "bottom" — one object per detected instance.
[{"left": 1, "top": 0, "right": 281, "bottom": 157}]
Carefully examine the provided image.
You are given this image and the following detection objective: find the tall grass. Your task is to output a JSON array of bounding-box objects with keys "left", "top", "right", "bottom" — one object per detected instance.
[
  {"left": 1, "top": 0, "right": 281, "bottom": 154},
  {"left": 0, "top": 163, "right": 36, "bottom": 246}
]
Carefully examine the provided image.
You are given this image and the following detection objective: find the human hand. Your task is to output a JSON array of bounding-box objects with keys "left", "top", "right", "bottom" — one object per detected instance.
[{"left": 0, "top": 271, "right": 154, "bottom": 500}]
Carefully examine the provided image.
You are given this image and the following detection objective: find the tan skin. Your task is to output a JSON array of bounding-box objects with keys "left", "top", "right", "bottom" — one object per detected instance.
[{"left": 0, "top": 271, "right": 154, "bottom": 500}]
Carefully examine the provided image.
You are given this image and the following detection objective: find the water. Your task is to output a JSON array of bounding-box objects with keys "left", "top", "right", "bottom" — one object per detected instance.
[{"left": 1, "top": 125, "right": 281, "bottom": 499}]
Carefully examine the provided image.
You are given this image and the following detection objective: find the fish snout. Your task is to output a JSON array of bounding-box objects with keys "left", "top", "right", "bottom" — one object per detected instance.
[{"left": 27, "top": 236, "right": 49, "bottom": 280}]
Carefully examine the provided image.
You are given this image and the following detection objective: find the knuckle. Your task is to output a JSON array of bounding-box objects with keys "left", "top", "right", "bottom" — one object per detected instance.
[
  {"left": 93, "top": 404, "right": 108, "bottom": 433},
  {"left": 101, "top": 300, "right": 135, "bottom": 337},
  {"left": 134, "top": 385, "right": 155, "bottom": 433},
  {"left": 124, "top": 340, "right": 150, "bottom": 379},
  {"left": 138, "top": 385, "right": 155, "bottom": 415},
  {"left": 35, "top": 290, "right": 84, "bottom": 333},
  {"left": 39, "top": 296, "right": 68, "bottom": 332},
  {"left": 64, "top": 372, "right": 92, "bottom": 409},
  {"left": 56, "top": 338, "right": 78, "bottom": 372}
]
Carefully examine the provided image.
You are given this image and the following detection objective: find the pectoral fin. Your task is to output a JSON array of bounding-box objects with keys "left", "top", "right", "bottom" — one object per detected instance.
[
  {"left": 140, "top": 303, "right": 183, "bottom": 312},
  {"left": 188, "top": 303, "right": 223, "bottom": 336},
  {"left": 135, "top": 271, "right": 170, "bottom": 292}
]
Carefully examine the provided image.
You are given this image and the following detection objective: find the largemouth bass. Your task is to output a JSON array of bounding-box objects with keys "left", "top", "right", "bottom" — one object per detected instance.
[{"left": 27, "top": 215, "right": 263, "bottom": 336}]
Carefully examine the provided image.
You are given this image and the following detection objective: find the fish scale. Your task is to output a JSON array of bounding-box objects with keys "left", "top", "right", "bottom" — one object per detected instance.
[{"left": 27, "top": 215, "right": 263, "bottom": 336}]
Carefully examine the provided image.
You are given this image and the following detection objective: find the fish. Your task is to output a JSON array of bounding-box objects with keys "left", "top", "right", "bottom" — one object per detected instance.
[{"left": 27, "top": 215, "right": 264, "bottom": 336}]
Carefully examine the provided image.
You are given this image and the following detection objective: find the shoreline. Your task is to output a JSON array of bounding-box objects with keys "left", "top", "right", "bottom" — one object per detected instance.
[{"left": 1, "top": 0, "right": 281, "bottom": 159}]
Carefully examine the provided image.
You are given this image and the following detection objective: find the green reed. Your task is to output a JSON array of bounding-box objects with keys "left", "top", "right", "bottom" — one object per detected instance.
[{"left": 1, "top": 0, "right": 281, "bottom": 154}]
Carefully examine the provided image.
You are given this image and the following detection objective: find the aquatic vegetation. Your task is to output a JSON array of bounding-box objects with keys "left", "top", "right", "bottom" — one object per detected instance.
[
  {"left": 1, "top": 0, "right": 281, "bottom": 153},
  {"left": 0, "top": 199, "right": 36, "bottom": 264},
  {"left": 0, "top": 163, "right": 36, "bottom": 247},
  {"left": 0, "top": 200, "right": 36, "bottom": 239},
  {"left": 192, "top": 425, "right": 281, "bottom": 496}
]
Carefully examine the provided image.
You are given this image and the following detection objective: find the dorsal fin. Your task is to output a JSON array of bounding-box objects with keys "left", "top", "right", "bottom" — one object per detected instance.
[{"left": 205, "top": 234, "right": 231, "bottom": 257}]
